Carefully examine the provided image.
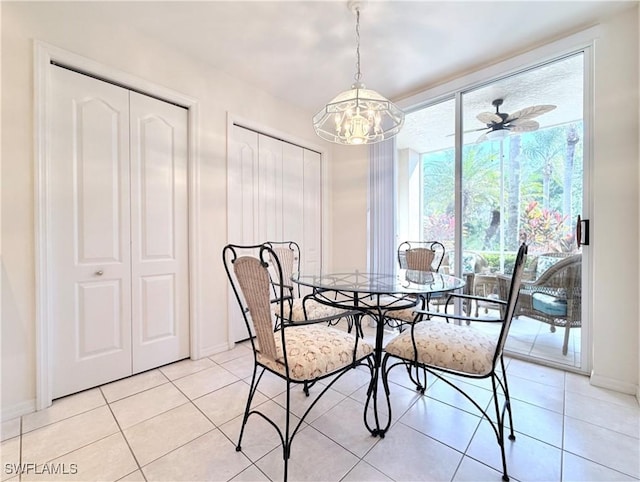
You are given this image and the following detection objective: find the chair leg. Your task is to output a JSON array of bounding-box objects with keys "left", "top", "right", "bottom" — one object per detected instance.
[
  {"left": 283, "top": 379, "right": 292, "bottom": 481},
  {"left": 500, "top": 356, "right": 516, "bottom": 441},
  {"left": 491, "top": 375, "right": 511, "bottom": 482},
  {"left": 237, "top": 364, "right": 261, "bottom": 451},
  {"left": 562, "top": 325, "right": 571, "bottom": 356}
]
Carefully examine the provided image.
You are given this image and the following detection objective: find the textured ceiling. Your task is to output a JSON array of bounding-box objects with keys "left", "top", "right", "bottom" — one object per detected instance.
[{"left": 397, "top": 53, "right": 585, "bottom": 153}]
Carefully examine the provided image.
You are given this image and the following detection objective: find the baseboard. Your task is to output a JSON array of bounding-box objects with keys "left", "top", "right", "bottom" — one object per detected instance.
[
  {"left": 590, "top": 370, "right": 639, "bottom": 398},
  {"left": 198, "top": 341, "right": 234, "bottom": 359},
  {"left": 1, "top": 399, "right": 36, "bottom": 422}
]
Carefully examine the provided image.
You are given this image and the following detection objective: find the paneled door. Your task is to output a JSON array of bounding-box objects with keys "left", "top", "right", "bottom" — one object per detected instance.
[
  {"left": 49, "top": 66, "right": 189, "bottom": 398},
  {"left": 129, "top": 92, "right": 189, "bottom": 374},
  {"left": 227, "top": 125, "right": 323, "bottom": 342}
]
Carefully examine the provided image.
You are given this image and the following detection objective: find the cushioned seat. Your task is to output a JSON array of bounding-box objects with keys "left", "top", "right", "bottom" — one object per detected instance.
[
  {"left": 384, "top": 320, "right": 496, "bottom": 376},
  {"left": 258, "top": 325, "right": 373, "bottom": 381},
  {"left": 532, "top": 293, "right": 567, "bottom": 317}
]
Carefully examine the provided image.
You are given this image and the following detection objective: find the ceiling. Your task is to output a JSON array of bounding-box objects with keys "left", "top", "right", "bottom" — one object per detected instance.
[
  {"left": 88, "top": 0, "right": 633, "bottom": 115},
  {"left": 396, "top": 52, "right": 585, "bottom": 153}
]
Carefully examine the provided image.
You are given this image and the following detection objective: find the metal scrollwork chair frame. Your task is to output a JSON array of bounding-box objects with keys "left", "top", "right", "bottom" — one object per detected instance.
[
  {"left": 381, "top": 243, "right": 528, "bottom": 482},
  {"left": 265, "top": 240, "right": 358, "bottom": 334},
  {"left": 223, "top": 243, "right": 374, "bottom": 481},
  {"left": 386, "top": 240, "right": 447, "bottom": 328}
]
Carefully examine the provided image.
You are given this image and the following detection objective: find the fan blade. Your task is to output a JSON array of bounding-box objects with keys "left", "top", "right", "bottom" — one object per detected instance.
[
  {"left": 476, "top": 112, "right": 502, "bottom": 124},
  {"left": 476, "top": 132, "right": 488, "bottom": 143},
  {"left": 508, "top": 117, "right": 534, "bottom": 126},
  {"left": 446, "top": 126, "right": 488, "bottom": 137},
  {"left": 506, "top": 104, "right": 556, "bottom": 122},
  {"left": 509, "top": 120, "right": 539, "bottom": 132}
]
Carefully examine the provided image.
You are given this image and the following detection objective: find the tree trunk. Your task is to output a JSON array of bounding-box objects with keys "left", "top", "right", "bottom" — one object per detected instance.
[
  {"left": 483, "top": 209, "right": 501, "bottom": 250},
  {"left": 506, "top": 136, "right": 521, "bottom": 250},
  {"left": 564, "top": 125, "right": 580, "bottom": 224},
  {"left": 543, "top": 161, "right": 552, "bottom": 209}
]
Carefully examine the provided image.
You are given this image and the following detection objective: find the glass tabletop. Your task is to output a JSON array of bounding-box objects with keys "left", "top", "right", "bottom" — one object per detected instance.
[{"left": 292, "top": 270, "right": 465, "bottom": 295}]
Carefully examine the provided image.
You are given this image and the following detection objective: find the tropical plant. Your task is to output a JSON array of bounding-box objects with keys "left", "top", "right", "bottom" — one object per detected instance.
[
  {"left": 422, "top": 212, "right": 455, "bottom": 248},
  {"left": 519, "top": 201, "right": 573, "bottom": 253}
]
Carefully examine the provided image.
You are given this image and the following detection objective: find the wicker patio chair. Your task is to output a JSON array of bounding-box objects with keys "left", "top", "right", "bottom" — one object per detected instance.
[
  {"left": 497, "top": 253, "right": 581, "bottom": 355},
  {"left": 382, "top": 243, "right": 528, "bottom": 482},
  {"left": 223, "top": 243, "right": 374, "bottom": 481}
]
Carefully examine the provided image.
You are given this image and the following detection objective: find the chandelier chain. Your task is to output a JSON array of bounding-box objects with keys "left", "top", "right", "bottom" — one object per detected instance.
[{"left": 354, "top": 8, "right": 362, "bottom": 83}]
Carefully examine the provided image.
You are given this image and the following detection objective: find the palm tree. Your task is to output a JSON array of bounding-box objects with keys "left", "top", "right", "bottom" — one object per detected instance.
[{"left": 563, "top": 123, "right": 581, "bottom": 227}]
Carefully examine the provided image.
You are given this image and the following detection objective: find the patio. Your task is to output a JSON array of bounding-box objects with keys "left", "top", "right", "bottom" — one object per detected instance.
[{"left": 470, "top": 308, "right": 582, "bottom": 369}]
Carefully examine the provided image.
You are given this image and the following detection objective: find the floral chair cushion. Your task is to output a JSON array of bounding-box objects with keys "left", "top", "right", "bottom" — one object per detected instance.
[
  {"left": 257, "top": 325, "right": 373, "bottom": 381},
  {"left": 384, "top": 319, "right": 497, "bottom": 376}
]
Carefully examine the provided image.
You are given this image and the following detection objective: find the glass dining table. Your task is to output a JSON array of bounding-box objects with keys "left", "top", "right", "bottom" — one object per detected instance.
[{"left": 292, "top": 269, "right": 466, "bottom": 437}]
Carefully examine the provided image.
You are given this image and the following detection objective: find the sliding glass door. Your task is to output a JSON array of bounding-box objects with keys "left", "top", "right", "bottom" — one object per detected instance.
[{"left": 395, "top": 52, "right": 587, "bottom": 371}]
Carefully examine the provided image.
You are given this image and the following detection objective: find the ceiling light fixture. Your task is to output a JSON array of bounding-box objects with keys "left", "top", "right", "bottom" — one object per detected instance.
[
  {"left": 486, "top": 128, "right": 510, "bottom": 141},
  {"left": 312, "top": 1, "right": 404, "bottom": 145}
]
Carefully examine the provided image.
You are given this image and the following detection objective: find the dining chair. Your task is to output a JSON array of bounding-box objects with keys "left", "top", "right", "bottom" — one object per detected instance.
[
  {"left": 223, "top": 243, "right": 374, "bottom": 481},
  {"left": 265, "top": 240, "right": 357, "bottom": 332},
  {"left": 385, "top": 240, "right": 447, "bottom": 328},
  {"left": 382, "top": 242, "right": 528, "bottom": 482}
]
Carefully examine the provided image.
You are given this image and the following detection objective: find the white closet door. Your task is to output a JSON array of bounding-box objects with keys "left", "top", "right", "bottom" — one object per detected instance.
[
  {"left": 282, "top": 143, "right": 304, "bottom": 244},
  {"left": 228, "top": 125, "right": 259, "bottom": 245},
  {"left": 303, "top": 150, "right": 322, "bottom": 275},
  {"left": 227, "top": 126, "right": 323, "bottom": 341},
  {"left": 129, "top": 92, "right": 189, "bottom": 373},
  {"left": 228, "top": 125, "right": 259, "bottom": 342},
  {"left": 50, "top": 66, "right": 133, "bottom": 398},
  {"left": 258, "top": 134, "right": 283, "bottom": 242}
]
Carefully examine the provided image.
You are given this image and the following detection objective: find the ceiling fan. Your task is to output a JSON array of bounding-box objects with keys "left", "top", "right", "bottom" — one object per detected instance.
[{"left": 470, "top": 98, "right": 556, "bottom": 143}]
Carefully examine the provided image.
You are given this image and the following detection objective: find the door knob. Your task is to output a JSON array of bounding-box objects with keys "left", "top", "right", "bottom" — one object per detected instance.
[{"left": 95, "top": 270, "right": 104, "bottom": 276}]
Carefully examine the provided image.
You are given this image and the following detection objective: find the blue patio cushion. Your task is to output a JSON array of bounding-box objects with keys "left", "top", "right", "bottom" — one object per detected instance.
[{"left": 532, "top": 292, "right": 567, "bottom": 317}]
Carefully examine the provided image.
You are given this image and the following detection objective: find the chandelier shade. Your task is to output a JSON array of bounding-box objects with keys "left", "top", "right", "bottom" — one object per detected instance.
[
  {"left": 313, "top": 82, "right": 404, "bottom": 145},
  {"left": 312, "top": 2, "right": 404, "bottom": 145}
]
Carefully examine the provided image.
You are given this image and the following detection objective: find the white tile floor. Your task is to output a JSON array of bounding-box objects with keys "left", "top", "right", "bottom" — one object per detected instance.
[
  {"left": 2, "top": 329, "right": 639, "bottom": 482},
  {"left": 468, "top": 308, "right": 582, "bottom": 369}
]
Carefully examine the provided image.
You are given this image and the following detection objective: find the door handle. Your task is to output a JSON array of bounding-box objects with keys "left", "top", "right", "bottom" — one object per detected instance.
[
  {"left": 576, "top": 215, "right": 589, "bottom": 247},
  {"left": 95, "top": 270, "right": 104, "bottom": 276}
]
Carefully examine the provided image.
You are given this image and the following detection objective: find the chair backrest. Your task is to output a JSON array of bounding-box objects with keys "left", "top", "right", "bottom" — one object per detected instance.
[
  {"left": 223, "top": 243, "right": 283, "bottom": 362},
  {"left": 265, "top": 241, "right": 302, "bottom": 298},
  {"left": 495, "top": 243, "right": 528, "bottom": 360},
  {"left": 532, "top": 252, "right": 572, "bottom": 279},
  {"left": 398, "top": 241, "right": 445, "bottom": 272},
  {"left": 534, "top": 253, "right": 581, "bottom": 287}
]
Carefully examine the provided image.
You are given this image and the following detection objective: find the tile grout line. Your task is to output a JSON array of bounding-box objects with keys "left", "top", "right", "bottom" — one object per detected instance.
[{"left": 100, "top": 386, "right": 147, "bottom": 482}]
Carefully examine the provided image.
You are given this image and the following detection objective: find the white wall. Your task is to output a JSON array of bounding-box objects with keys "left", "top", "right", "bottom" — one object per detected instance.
[
  {"left": 0, "top": 2, "right": 331, "bottom": 418},
  {"left": 329, "top": 145, "right": 368, "bottom": 272},
  {"left": 589, "top": 7, "right": 639, "bottom": 394},
  {"left": 330, "top": 6, "right": 640, "bottom": 394}
]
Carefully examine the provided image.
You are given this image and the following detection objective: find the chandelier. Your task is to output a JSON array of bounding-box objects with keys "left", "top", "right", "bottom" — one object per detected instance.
[{"left": 312, "top": 1, "right": 404, "bottom": 145}]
